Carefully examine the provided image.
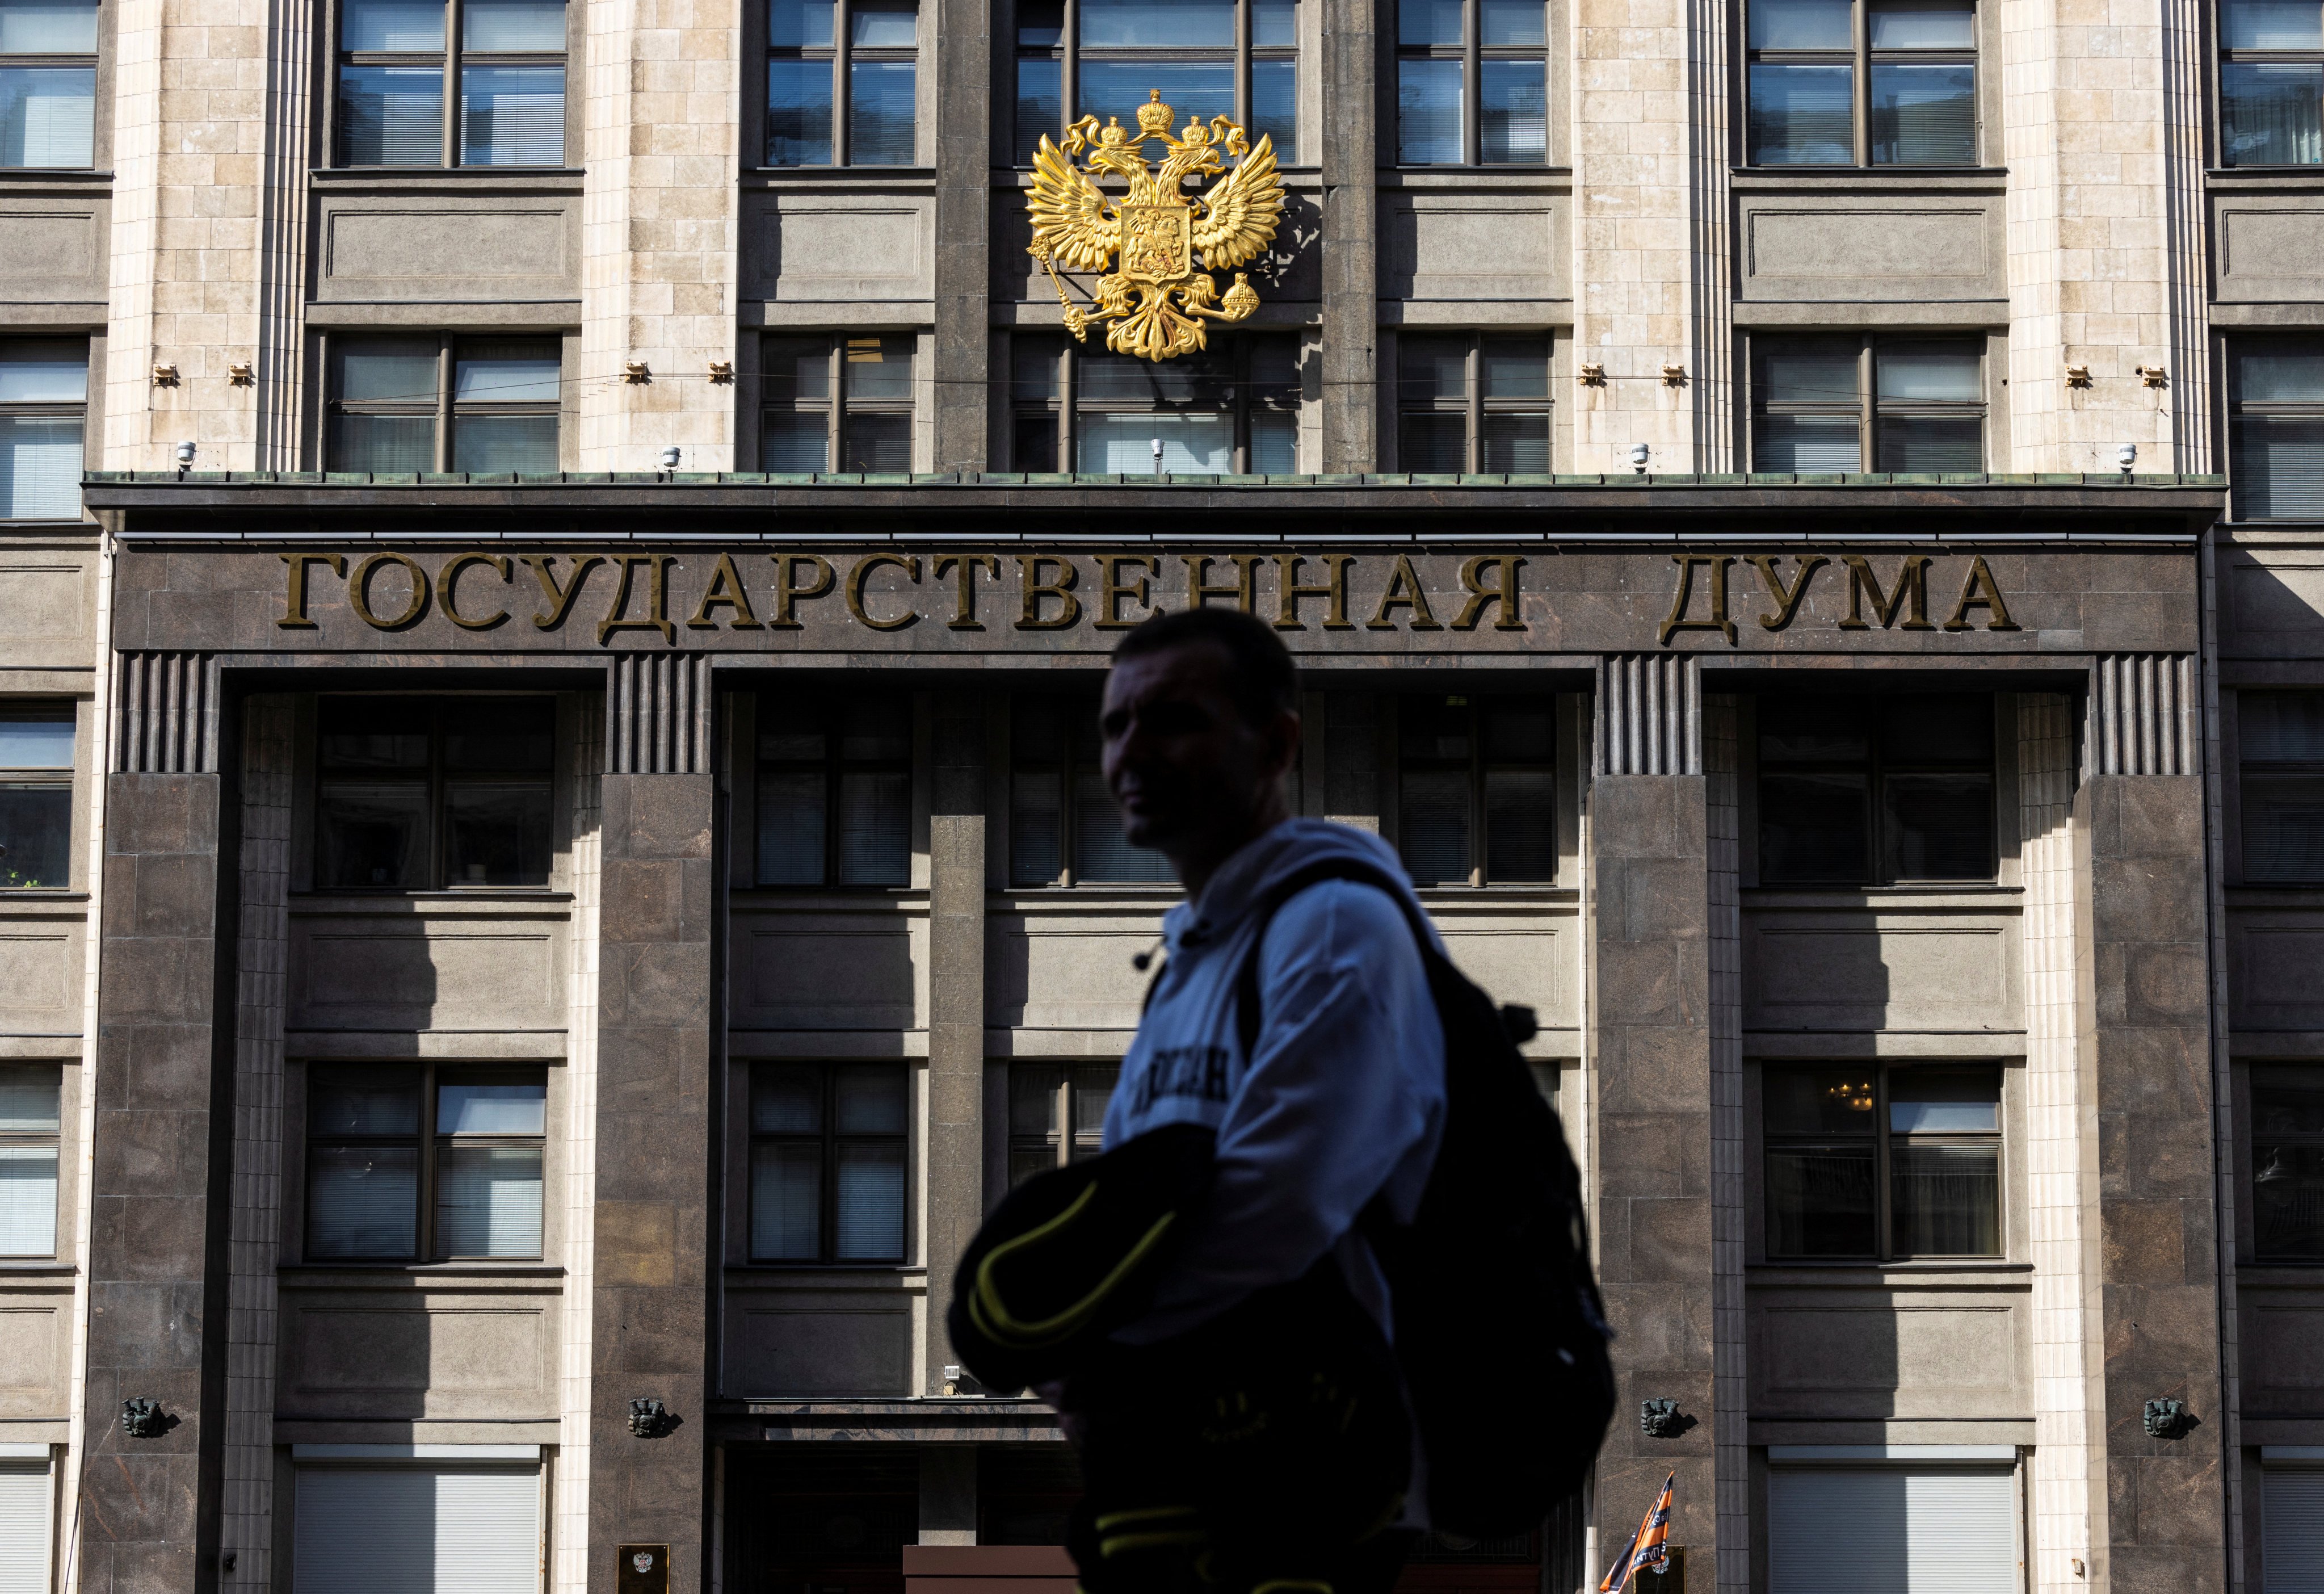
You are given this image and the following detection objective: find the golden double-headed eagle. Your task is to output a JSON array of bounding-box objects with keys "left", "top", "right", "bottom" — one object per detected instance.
[{"left": 1026, "top": 90, "right": 1285, "bottom": 362}]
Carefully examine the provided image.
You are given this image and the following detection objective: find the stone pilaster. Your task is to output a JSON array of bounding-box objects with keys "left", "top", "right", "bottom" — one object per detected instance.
[
  {"left": 216, "top": 696, "right": 293, "bottom": 1592},
  {"left": 1317, "top": 0, "right": 1376, "bottom": 472},
  {"left": 578, "top": 0, "right": 744, "bottom": 472},
  {"left": 77, "top": 654, "right": 230, "bottom": 1594},
  {"left": 932, "top": 0, "right": 992, "bottom": 471},
  {"left": 1587, "top": 655, "right": 1714, "bottom": 1570},
  {"left": 588, "top": 658, "right": 718, "bottom": 1594},
  {"left": 923, "top": 691, "right": 987, "bottom": 1393},
  {"left": 2083, "top": 656, "right": 2226, "bottom": 1594}
]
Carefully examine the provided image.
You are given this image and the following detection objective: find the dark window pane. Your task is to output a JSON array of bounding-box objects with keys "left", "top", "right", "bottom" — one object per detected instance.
[
  {"left": 454, "top": 341, "right": 560, "bottom": 402},
  {"left": 1875, "top": 413, "right": 1981, "bottom": 472},
  {"left": 1079, "top": 0, "right": 1234, "bottom": 45},
  {"left": 2234, "top": 413, "right": 2324, "bottom": 519},
  {"left": 0, "top": 1064, "right": 59, "bottom": 1132},
  {"left": 1012, "top": 769, "right": 1062, "bottom": 884},
  {"left": 1480, "top": 60, "right": 1546, "bottom": 162},
  {"left": 1251, "top": 413, "right": 1297, "bottom": 473},
  {"left": 1883, "top": 772, "right": 1993, "bottom": 879},
  {"left": 2257, "top": 1067, "right": 2324, "bottom": 1135},
  {"left": 438, "top": 1076, "right": 547, "bottom": 1134},
  {"left": 768, "top": 58, "right": 834, "bottom": 163},
  {"left": 837, "top": 770, "right": 910, "bottom": 884},
  {"left": 1766, "top": 1146, "right": 1877, "bottom": 1256},
  {"left": 1480, "top": 0, "right": 1545, "bottom": 43},
  {"left": 1402, "top": 695, "right": 1472, "bottom": 761},
  {"left": 310, "top": 1063, "right": 423, "bottom": 1135},
  {"left": 464, "top": 0, "right": 566, "bottom": 49},
  {"left": 1890, "top": 1143, "right": 1999, "bottom": 1256},
  {"left": 1398, "top": 58, "right": 1463, "bottom": 163},
  {"left": 1400, "top": 0, "right": 1463, "bottom": 43},
  {"left": 2254, "top": 1142, "right": 2324, "bottom": 1260},
  {"left": 2224, "top": 61, "right": 2324, "bottom": 166},
  {"left": 842, "top": 412, "right": 911, "bottom": 472},
  {"left": 1079, "top": 347, "right": 1233, "bottom": 403},
  {"left": 1401, "top": 412, "right": 1466, "bottom": 472},
  {"left": 766, "top": 338, "right": 834, "bottom": 402},
  {"left": 1485, "top": 768, "right": 1554, "bottom": 881},
  {"left": 1760, "top": 771, "right": 1870, "bottom": 883},
  {"left": 770, "top": 0, "right": 837, "bottom": 45},
  {"left": 837, "top": 1064, "right": 908, "bottom": 1133},
  {"left": 435, "top": 1146, "right": 543, "bottom": 1257},
  {"left": 1748, "top": 64, "right": 1854, "bottom": 163},
  {"left": 1484, "top": 698, "right": 1554, "bottom": 761},
  {"left": 1013, "top": 416, "right": 1059, "bottom": 472},
  {"left": 443, "top": 782, "right": 552, "bottom": 886},
  {"left": 1017, "top": 0, "right": 1062, "bottom": 43},
  {"left": 1016, "top": 56, "right": 1061, "bottom": 162},
  {"left": 443, "top": 698, "right": 555, "bottom": 770},
  {"left": 1882, "top": 694, "right": 1990, "bottom": 765},
  {"left": 329, "top": 413, "right": 435, "bottom": 472},
  {"left": 338, "top": 64, "right": 443, "bottom": 165},
  {"left": 850, "top": 59, "right": 915, "bottom": 163},
  {"left": 1011, "top": 1064, "right": 1060, "bottom": 1140},
  {"left": 1867, "top": 0, "right": 1973, "bottom": 45},
  {"left": 452, "top": 413, "right": 558, "bottom": 472},
  {"left": 2242, "top": 691, "right": 2324, "bottom": 762},
  {"left": 335, "top": 337, "right": 439, "bottom": 403},
  {"left": 1400, "top": 769, "right": 1470, "bottom": 885},
  {"left": 1889, "top": 1068, "right": 1999, "bottom": 1132},
  {"left": 1480, "top": 337, "right": 1549, "bottom": 399},
  {"left": 1869, "top": 63, "right": 1974, "bottom": 164},
  {"left": 753, "top": 1063, "right": 824, "bottom": 1132},
  {"left": 762, "top": 411, "right": 830, "bottom": 472},
  {"left": 1254, "top": 0, "right": 1296, "bottom": 45},
  {"left": 307, "top": 1146, "right": 419, "bottom": 1257},
  {"left": 318, "top": 782, "right": 428, "bottom": 888},
  {"left": 1749, "top": 0, "right": 1852, "bottom": 47},
  {"left": 0, "top": 784, "right": 68, "bottom": 887},
  {"left": 750, "top": 1142, "right": 821, "bottom": 1259},
  {"left": 1078, "top": 59, "right": 1232, "bottom": 125},
  {"left": 1765, "top": 1067, "right": 1878, "bottom": 1135},
  {"left": 1071, "top": 1066, "right": 1117, "bottom": 1146},
  {"left": 1011, "top": 338, "right": 1061, "bottom": 402},
  {"left": 343, "top": 0, "right": 446, "bottom": 48},
  {"left": 1756, "top": 413, "right": 1860, "bottom": 472},
  {"left": 1482, "top": 413, "right": 1549, "bottom": 473},
  {"left": 1876, "top": 341, "right": 1981, "bottom": 400},
  {"left": 842, "top": 695, "right": 912, "bottom": 761},
  {"left": 459, "top": 64, "right": 564, "bottom": 165},
  {"left": 1399, "top": 334, "right": 1467, "bottom": 404},
  {"left": 1760, "top": 343, "right": 1859, "bottom": 404},
  {"left": 2244, "top": 774, "right": 2324, "bottom": 881},
  {"left": 1251, "top": 58, "right": 1296, "bottom": 162},
  {"left": 1072, "top": 770, "right": 1172, "bottom": 881},
  {"left": 758, "top": 769, "right": 829, "bottom": 885},
  {"left": 320, "top": 698, "right": 431, "bottom": 769},
  {"left": 835, "top": 1143, "right": 906, "bottom": 1257},
  {"left": 1760, "top": 694, "right": 1873, "bottom": 763}
]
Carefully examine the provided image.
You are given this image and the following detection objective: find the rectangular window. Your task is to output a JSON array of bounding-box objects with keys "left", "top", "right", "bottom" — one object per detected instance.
[
  {"left": 1016, "top": 0, "right": 1297, "bottom": 166},
  {"left": 0, "top": 0, "right": 96, "bottom": 167},
  {"left": 1756, "top": 692, "right": 1994, "bottom": 886},
  {"left": 2242, "top": 691, "right": 2324, "bottom": 881},
  {"left": 1396, "top": 332, "right": 1551, "bottom": 473},
  {"left": 335, "top": 0, "right": 567, "bottom": 166},
  {"left": 1011, "top": 694, "right": 1173, "bottom": 885},
  {"left": 2263, "top": 1466, "right": 2324, "bottom": 1591},
  {"left": 2229, "top": 339, "right": 2324, "bottom": 519},
  {"left": 1768, "top": 1466, "right": 2016, "bottom": 1591},
  {"left": 0, "top": 702, "right": 70, "bottom": 890},
  {"left": 2254, "top": 1065, "right": 2324, "bottom": 1261},
  {"left": 315, "top": 695, "right": 556, "bottom": 891},
  {"left": 761, "top": 335, "right": 915, "bottom": 472},
  {"left": 1, "top": 339, "right": 87, "bottom": 521},
  {"left": 2222, "top": 0, "right": 2324, "bottom": 165},
  {"left": 305, "top": 1063, "right": 546, "bottom": 1260},
  {"left": 1010, "top": 334, "right": 1299, "bottom": 473},
  {"left": 1397, "top": 694, "right": 1557, "bottom": 887},
  {"left": 1008, "top": 1062, "right": 1120, "bottom": 1187},
  {"left": 1397, "top": 0, "right": 1546, "bottom": 163},
  {"left": 0, "top": 1063, "right": 60, "bottom": 1256},
  {"left": 757, "top": 691, "right": 913, "bottom": 886},
  {"left": 768, "top": 0, "right": 919, "bottom": 165},
  {"left": 1752, "top": 334, "right": 1983, "bottom": 473},
  {"left": 749, "top": 1062, "right": 909, "bottom": 1262},
  {"left": 326, "top": 335, "right": 561, "bottom": 473},
  {"left": 295, "top": 1461, "right": 543, "bottom": 1594},
  {"left": 1763, "top": 1063, "right": 2003, "bottom": 1260},
  {"left": 1745, "top": 0, "right": 1976, "bottom": 166}
]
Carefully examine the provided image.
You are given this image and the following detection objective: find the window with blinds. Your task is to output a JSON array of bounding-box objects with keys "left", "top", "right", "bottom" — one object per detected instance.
[
  {"left": 0, "top": 1455, "right": 49, "bottom": 1594},
  {"left": 293, "top": 1462, "right": 543, "bottom": 1594},
  {"left": 2252, "top": 1066, "right": 2324, "bottom": 1262},
  {"left": 755, "top": 691, "right": 912, "bottom": 887},
  {"left": 0, "top": 703, "right": 72, "bottom": 888},
  {"left": 1768, "top": 1466, "right": 2016, "bottom": 1594},
  {"left": 0, "top": 341, "right": 85, "bottom": 521},
  {"left": 747, "top": 1062, "right": 909, "bottom": 1262},
  {"left": 1397, "top": 693, "right": 1556, "bottom": 887},
  {"left": 0, "top": 1065, "right": 59, "bottom": 1257},
  {"left": 1764, "top": 1064, "right": 2003, "bottom": 1260},
  {"left": 304, "top": 1064, "right": 547, "bottom": 1261},
  {"left": 2242, "top": 690, "right": 2324, "bottom": 882},
  {"left": 0, "top": 0, "right": 97, "bottom": 168},
  {"left": 1011, "top": 694, "right": 1173, "bottom": 886},
  {"left": 1757, "top": 691, "right": 1995, "bottom": 885},
  {"left": 2230, "top": 341, "right": 2324, "bottom": 520},
  {"left": 1008, "top": 1062, "right": 1119, "bottom": 1186},
  {"left": 334, "top": 0, "right": 567, "bottom": 167},
  {"left": 2265, "top": 1467, "right": 2324, "bottom": 1594}
]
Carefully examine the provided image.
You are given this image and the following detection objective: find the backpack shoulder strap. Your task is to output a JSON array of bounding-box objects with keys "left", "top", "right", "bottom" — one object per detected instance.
[{"left": 1231, "top": 858, "right": 1435, "bottom": 1062}]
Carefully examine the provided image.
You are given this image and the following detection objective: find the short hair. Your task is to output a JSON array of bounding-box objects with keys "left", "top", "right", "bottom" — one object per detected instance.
[{"left": 1111, "top": 606, "right": 1300, "bottom": 729}]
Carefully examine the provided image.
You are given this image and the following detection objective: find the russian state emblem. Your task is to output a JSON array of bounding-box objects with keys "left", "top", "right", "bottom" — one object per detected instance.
[{"left": 1026, "top": 90, "right": 1285, "bottom": 362}]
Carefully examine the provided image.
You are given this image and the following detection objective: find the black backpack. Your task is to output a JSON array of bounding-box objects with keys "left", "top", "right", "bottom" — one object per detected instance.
[{"left": 1233, "top": 858, "right": 1616, "bottom": 1540}]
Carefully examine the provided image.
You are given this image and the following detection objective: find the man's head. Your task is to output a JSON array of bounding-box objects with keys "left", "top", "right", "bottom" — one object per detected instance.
[{"left": 1102, "top": 607, "right": 1301, "bottom": 883}]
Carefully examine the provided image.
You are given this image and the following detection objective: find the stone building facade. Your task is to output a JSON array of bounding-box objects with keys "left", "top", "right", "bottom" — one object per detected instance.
[{"left": 2, "top": 1, "right": 2323, "bottom": 1593}]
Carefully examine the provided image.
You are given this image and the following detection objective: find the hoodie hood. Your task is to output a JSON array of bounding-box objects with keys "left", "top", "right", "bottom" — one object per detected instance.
[{"left": 1163, "top": 818, "right": 1445, "bottom": 958}]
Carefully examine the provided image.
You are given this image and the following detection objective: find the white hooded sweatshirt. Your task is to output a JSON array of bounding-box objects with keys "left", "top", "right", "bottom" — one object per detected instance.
[{"left": 1103, "top": 817, "right": 1448, "bottom": 1346}]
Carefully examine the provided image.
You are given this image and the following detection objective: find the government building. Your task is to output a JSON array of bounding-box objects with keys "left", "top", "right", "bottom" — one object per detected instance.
[{"left": 0, "top": 0, "right": 2317, "bottom": 1592}]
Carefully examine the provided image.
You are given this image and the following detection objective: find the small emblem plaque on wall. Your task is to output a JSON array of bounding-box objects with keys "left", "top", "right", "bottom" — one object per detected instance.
[{"left": 617, "top": 1545, "right": 670, "bottom": 1594}]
